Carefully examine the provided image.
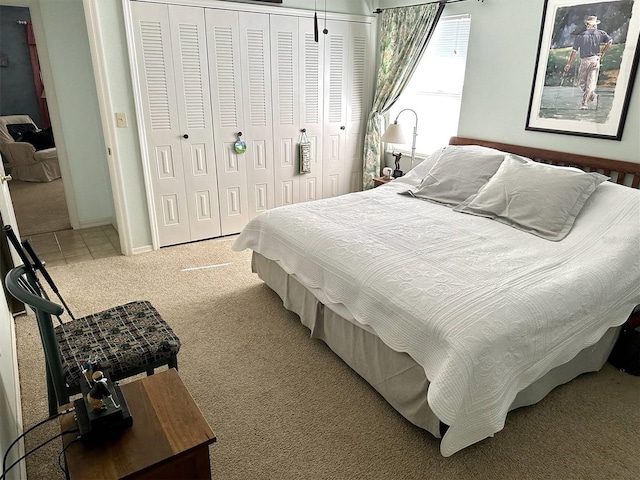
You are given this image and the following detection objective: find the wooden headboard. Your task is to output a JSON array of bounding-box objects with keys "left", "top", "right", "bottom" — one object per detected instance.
[{"left": 449, "top": 136, "right": 640, "bottom": 189}]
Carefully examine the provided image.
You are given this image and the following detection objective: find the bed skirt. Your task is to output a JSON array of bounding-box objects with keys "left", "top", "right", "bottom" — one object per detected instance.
[{"left": 252, "top": 252, "right": 621, "bottom": 439}]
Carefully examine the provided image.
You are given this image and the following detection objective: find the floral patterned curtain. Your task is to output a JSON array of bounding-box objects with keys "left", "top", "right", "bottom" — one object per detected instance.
[{"left": 362, "top": 3, "right": 444, "bottom": 189}]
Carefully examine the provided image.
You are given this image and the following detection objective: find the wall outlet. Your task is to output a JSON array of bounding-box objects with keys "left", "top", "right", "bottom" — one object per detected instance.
[{"left": 115, "top": 112, "right": 127, "bottom": 128}]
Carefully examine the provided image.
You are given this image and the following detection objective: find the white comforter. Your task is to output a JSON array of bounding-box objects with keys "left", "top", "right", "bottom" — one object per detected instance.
[{"left": 232, "top": 176, "right": 640, "bottom": 456}]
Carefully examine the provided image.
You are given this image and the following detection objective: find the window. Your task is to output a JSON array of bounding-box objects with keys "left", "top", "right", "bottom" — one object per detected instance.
[{"left": 388, "top": 15, "right": 471, "bottom": 156}]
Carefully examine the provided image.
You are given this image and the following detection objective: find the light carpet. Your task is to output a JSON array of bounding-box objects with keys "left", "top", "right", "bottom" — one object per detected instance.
[
  {"left": 8, "top": 178, "right": 71, "bottom": 236},
  {"left": 12, "top": 237, "right": 640, "bottom": 479}
]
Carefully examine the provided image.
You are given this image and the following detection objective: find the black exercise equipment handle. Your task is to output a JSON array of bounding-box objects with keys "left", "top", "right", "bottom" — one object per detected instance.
[{"left": 2, "top": 225, "right": 35, "bottom": 276}]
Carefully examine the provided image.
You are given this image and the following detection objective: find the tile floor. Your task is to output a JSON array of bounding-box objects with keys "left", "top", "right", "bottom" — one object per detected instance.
[{"left": 23, "top": 225, "right": 121, "bottom": 267}]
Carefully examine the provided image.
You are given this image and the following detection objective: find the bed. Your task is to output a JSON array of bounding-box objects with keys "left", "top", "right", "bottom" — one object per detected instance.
[{"left": 232, "top": 137, "right": 640, "bottom": 456}]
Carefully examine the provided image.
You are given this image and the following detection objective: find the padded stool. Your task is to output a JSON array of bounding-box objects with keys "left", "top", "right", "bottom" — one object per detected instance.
[{"left": 54, "top": 300, "right": 181, "bottom": 393}]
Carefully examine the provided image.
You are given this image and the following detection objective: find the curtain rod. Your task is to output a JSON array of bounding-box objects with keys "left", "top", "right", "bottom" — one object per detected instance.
[{"left": 373, "top": 0, "right": 483, "bottom": 14}]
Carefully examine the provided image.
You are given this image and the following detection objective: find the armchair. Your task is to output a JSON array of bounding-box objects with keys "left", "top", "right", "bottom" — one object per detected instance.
[{"left": 0, "top": 115, "right": 60, "bottom": 182}]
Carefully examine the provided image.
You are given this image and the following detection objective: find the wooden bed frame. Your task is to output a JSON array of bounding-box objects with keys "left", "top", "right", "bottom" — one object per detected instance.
[{"left": 450, "top": 137, "right": 640, "bottom": 188}]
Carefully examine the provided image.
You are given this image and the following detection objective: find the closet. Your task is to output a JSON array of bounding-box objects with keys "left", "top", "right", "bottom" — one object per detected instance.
[{"left": 130, "top": 1, "right": 374, "bottom": 246}]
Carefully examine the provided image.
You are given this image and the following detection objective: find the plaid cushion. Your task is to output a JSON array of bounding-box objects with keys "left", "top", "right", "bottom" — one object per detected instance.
[{"left": 54, "top": 300, "right": 181, "bottom": 389}]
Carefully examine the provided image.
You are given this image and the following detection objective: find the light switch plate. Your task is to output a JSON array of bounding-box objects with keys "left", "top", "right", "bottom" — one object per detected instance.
[{"left": 115, "top": 112, "right": 127, "bottom": 128}]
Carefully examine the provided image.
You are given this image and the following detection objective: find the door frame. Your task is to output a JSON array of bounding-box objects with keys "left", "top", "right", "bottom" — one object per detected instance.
[
  {"left": 0, "top": 162, "right": 25, "bottom": 480},
  {"left": 83, "top": 0, "right": 134, "bottom": 255}
]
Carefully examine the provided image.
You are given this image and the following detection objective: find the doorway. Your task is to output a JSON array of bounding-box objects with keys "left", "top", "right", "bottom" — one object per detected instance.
[{"left": 0, "top": 4, "right": 71, "bottom": 237}]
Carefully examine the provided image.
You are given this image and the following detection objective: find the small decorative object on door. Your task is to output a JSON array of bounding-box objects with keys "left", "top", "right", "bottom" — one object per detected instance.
[
  {"left": 392, "top": 151, "right": 403, "bottom": 178},
  {"left": 382, "top": 166, "right": 393, "bottom": 179},
  {"left": 299, "top": 129, "right": 312, "bottom": 174},
  {"left": 234, "top": 132, "right": 247, "bottom": 154}
]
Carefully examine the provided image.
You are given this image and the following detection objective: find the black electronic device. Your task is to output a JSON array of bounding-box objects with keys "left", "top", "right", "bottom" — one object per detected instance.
[{"left": 74, "top": 373, "right": 132, "bottom": 445}]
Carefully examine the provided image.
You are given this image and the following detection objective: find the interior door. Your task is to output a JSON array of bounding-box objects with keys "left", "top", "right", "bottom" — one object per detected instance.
[
  {"left": 344, "top": 21, "right": 371, "bottom": 193},
  {"left": 0, "top": 162, "right": 23, "bottom": 480},
  {"left": 322, "top": 20, "right": 372, "bottom": 197},
  {"left": 237, "top": 12, "right": 275, "bottom": 220},
  {"left": 207, "top": 10, "right": 275, "bottom": 234},
  {"left": 168, "top": 4, "right": 221, "bottom": 242},
  {"left": 0, "top": 164, "right": 21, "bottom": 266},
  {"left": 298, "top": 16, "right": 325, "bottom": 203},
  {"left": 131, "top": 2, "right": 220, "bottom": 247},
  {"left": 322, "top": 20, "right": 349, "bottom": 198},
  {"left": 270, "top": 14, "right": 302, "bottom": 207},
  {"left": 206, "top": 9, "right": 250, "bottom": 235},
  {"left": 266, "top": 14, "right": 325, "bottom": 208}
]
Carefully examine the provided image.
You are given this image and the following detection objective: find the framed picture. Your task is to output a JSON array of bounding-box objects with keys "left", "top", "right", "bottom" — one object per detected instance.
[{"left": 526, "top": 0, "right": 640, "bottom": 140}]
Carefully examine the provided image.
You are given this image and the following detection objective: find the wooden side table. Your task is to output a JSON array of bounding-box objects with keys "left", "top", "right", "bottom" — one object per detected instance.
[
  {"left": 373, "top": 176, "right": 392, "bottom": 187},
  {"left": 60, "top": 368, "right": 216, "bottom": 479}
]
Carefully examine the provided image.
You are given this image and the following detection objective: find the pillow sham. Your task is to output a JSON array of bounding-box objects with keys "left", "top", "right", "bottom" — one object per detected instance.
[
  {"left": 401, "top": 145, "right": 508, "bottom": 206},
  {"left": 453, "top": 155, "right": 609, "bottom": 241}
]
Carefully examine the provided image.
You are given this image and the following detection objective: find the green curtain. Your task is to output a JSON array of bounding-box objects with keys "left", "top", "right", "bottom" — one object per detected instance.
[{"left": 362, "top": 2, "right": 444, "bottom": 190}]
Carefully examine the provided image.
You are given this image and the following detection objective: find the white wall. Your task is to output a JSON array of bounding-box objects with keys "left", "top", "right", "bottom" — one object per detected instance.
[
  {"left": 379, "top": 0, "right": 640, "bottom": 162},
  {"left": 36, "top": 0, "right": 116, "bottom": 228},
  {"left": 91, "top": 0, "right": 153, "bottom": 250}
]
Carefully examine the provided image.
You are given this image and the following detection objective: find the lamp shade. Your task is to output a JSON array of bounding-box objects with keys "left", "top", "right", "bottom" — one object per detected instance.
[{"left": 381, "top": 122, "right": 409, "bottom": 144}]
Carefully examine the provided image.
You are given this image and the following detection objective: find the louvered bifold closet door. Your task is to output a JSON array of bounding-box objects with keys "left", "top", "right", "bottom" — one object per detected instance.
[
  {"left": 270, "top": 14, "right": 300, "bottom": 207},
  {"left": 322, "top": 20, "right": 349, "bottom": 198},
  {"left": 206, "top": 9, "right": 249, "bottom": 235},
  {"left": 270, "top": 15, "right": 324, "bottom": 207},
  {"left": 238, "top": 12, "right": 275, "bottom": 220},
  {"left": 206, "top": 10, "right": 275, "bottom": 234},
  {"left": 322, "top": 20, "right": 372, "bottom": 198},
  {"left": 298, "top": 16, "right": 324, "bottom": 203},
  {"left": 344, "top": 21, "right": 372, "bottom": 194},
  {"left": 131, "top": 2, "right": 220, "bottom": 247}
]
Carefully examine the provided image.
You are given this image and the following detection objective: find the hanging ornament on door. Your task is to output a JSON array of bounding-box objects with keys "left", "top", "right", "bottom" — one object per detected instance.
[
  {"left": 314, "top": 0, "right": 318, "bottom": 42},
  {"left": 234, "top": 132, "right": 246, "bottom": 154},
  {"left": 314, "top": 0, "right": 328, "bottom": 42},
  {"left": 323, "top": 0, "right": 328, "bottom": 35}
]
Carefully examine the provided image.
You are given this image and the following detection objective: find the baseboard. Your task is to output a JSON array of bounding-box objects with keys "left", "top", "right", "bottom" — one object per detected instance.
[
  {"left": 132, "top": 245, "right": 153, "bottom": 255},
  {"left": 78, "top": 217, "right": 115, "bottom": 230}
]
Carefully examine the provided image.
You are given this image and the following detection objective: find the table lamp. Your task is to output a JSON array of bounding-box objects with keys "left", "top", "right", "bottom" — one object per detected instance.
[{"left": 381, "top": 108, "right": 418, "bottom": 176}]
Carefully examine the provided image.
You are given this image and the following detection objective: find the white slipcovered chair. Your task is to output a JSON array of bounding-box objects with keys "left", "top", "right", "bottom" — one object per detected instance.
[{"left": 0, "top": 115, "right": 60, "bottom": 182}]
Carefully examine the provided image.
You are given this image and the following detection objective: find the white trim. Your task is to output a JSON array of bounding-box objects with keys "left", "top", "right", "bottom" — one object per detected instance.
[
  {"left": 131, "top": 244, "right": 154, "bottom": 255},
  {"left": 77, "top": 215, "right": 117, "bottom": 231},
  {"left": 0, "top": 307, "right": 25, "bottom": 480},
  {"left": 131, "top": 0, "right": 375, "bottom": 23},
  {"left": 122, "top": 0, "right": 161, "bottom": 251},
  {"left": 83, "top": 0, "right": 134, "bottom": 255}
]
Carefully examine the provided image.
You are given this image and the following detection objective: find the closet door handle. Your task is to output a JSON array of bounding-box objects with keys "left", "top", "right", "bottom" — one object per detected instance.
[
  {"left": 340, "top": 126, "right": 345, "bottom": 130},
  {"left": 182, "top": 134, "right": 189, "bottom": 139}
]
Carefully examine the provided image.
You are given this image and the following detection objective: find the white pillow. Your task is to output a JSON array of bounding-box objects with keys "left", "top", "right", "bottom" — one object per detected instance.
[
  {"left": 401, "top": 145, "right": 508, "bottom": 206},
  {"left": 454, "top": 156, "right": 609, "bottom": 241}
]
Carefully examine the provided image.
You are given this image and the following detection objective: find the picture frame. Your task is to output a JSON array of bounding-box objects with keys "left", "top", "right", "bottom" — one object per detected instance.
[{"left": 526, "top": 0, "right": 640, "bottom": 140}]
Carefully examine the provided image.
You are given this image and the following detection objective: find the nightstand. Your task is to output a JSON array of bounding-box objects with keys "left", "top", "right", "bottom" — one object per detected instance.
[
  {"left": 60, "top": 369, "right": 216, "bottom": 479},
  {"left": 373, "top": 177, "right": 392, "bottom": 187}
]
